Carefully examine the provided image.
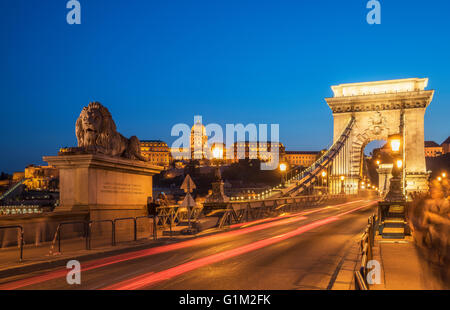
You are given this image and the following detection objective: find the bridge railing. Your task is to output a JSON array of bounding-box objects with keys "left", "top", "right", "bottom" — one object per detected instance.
[
  {"left": 52, "top": 221, "right": 90, "bottom": 253},
  {"left": 0, "top": 225, "right": 24, "bottom": 261},
  {"left": 354, "top": 213, "right": 376, "bottom": 290},
  {"left": 213, "top": 193, "right": 353, "bottom": 229},
  {"left": 88, "top": 219, "right": 115, "bottom": 248},
  {"left": 48, "top": 215, "right": 158, "bottom": 255},
  {"left": 156, "top": 204, "right": 203, "bottom": 228}
]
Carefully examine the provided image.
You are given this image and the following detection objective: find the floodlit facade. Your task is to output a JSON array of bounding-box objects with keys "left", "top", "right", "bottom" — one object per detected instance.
[
  {"left": 326, "top": 78, "right": 434, "bottom": 195},
  {"left": 424, "top": 141, "right": 443, "bottom": 157},
  {"left": 285, "top": 151, "right": 319, "bottom": 167},
  {"left": 140, "top": 140, "right": 171, "bottom": 167}
]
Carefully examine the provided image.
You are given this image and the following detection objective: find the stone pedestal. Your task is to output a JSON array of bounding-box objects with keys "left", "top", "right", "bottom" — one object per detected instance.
[
  {"left": 205, "top": 181, "right": 229, "bottom": 204},
  {"left": 377, "top": 164, "right": 393, "bottom": 198},
  {"left": 203, "top": 181, "right": 229, "bottom": 216},
  {"left": 43, "top": 154, "right": 163, "bottom": 221},
  {"left": 405, "top": 172, "right": 430, "bottom": 198},
  {"left": 325, "top": 78, "right": 434, "bottom": 197}
]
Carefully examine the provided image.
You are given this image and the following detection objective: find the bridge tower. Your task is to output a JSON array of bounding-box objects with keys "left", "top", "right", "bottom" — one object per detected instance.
[{"left": 325, "top": 78, "right": 434, "bottom": 197}]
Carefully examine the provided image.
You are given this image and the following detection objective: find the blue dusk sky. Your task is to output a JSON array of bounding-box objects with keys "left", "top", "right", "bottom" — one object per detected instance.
[{"left": 1, "top": 0, "right": 449, "bottom": 173}]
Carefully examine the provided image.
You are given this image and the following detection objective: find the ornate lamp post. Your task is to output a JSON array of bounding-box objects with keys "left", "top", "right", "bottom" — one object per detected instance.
[
  {"left": 442, "top": 172, "right": 448, "bottom": 198},
  {"left": 279, "top": 163, "right": 287, "bottom": 188},
  {"left": 384, "top": 134, "right": 405, "bottom": 202},
  {"left": 340, "top": 175, "right": 345, "bottom": 194},
  {"left": 378, "top": 133, "right": 408, "bottom": 239},
  {"left": 212, "top": 146, "right": 223, "bottom": 181},
  {"left": 204, "top": 146, "right": 229, "bottom": 212}
]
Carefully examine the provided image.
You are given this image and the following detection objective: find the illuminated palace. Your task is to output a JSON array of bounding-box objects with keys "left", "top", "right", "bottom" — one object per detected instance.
[
  {"left": 140, "top": 140, "right": 171, "bottom": 167},
  {"left": 140, "top": 121, "right": 326, "bottom": 169},
  {"left": 284, "top": 151, "right": 320, "bottom": 167},
  {"left": 140, "top": 122, "right": 208, "bottom": 164},
  {"left": 190, "top": 119, "right": 208, "bottom": 160},
  {"left": 165, "top": 120, "right": 208, "bottom": 161},
  {"left": 11, "top": 165, "right": 59, "bottom": 191},
  {"left": 424, "top": 137, "right": 450, "bottom": 158},
  {"left": 224, "top": 141, "right": 285, "bottom": 164}
]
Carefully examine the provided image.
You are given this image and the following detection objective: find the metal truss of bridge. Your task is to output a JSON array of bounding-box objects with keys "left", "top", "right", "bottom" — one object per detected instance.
[
  {"left": 157, "top": 78, "right": 434, "bottom": 233},
  {"left": 0, "top": 178, "right": 28, "bottom": 203},
  {"left": 264, "top": 78, "right": 433, "bottom": 200},
  {"left": 325, "top": 78, "right": 433, "bottom": 196}
]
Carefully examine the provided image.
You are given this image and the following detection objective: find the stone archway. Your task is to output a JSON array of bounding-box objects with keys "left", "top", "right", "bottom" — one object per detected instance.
[{"left": 325, "top": 78, "right": 434, "bottom": 196}]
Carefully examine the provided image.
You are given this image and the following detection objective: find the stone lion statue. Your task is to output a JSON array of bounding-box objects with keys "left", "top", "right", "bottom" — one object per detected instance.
[{"left": 75, "top": 102, "right": 146, "bottom": 161}]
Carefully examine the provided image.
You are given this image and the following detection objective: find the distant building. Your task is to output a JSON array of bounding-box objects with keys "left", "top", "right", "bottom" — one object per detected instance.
[
  {"left": 210, "top": 142, "right": 227, "bottom": 160},
  {"left": 190, "top": 120, "right": 208, "bottom": 160},
  {"left": 441, "top": 136, "right": 450, "bottom": 154},
  {"left": 140, "top": 140, "right": 170, "bottom": 167},
  {"left": 170, "top": 147, "right": 191, "bottom": 161},
  {"left": 284, "top": 151, "right": 319, "bottom": 167},
  {"left": 231, "top": 141, "right": 286, "bottom": 164},
  {"left": 165, "top": 120, "right": 209, "bottom": 162},
  {"left": 12, "top": 172, "right": 25, "bottom": 182},
  {"left": 23, "top": 165, "right": 59, "bottom": 190},
  {"left": 424, "top": 141, "right": 443, "bottom": 157}
]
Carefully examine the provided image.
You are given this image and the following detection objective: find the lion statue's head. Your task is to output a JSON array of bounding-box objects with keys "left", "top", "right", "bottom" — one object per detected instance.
[
  {"left": 76, "top": 102, "right": 117, "bottom": 150},
  {"left": 75, "top": 101, "right": 146, "bottom": 161}
]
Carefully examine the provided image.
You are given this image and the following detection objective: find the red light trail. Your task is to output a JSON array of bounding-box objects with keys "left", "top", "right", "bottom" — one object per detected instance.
[
  {"left": 228, "top": 199, "right": 365, "bottom": 229},
  {"left": 103, "top": 201, "right": 376, "bottom": 290},
  {"left": 0, "top": 200, "right": 374, "bottom": 290},
  {"left": 0, "top": 214, "right": 308, "bottom": 290},
  {"left": 102, "top": 217, "right": 340, "bottom": 290}
]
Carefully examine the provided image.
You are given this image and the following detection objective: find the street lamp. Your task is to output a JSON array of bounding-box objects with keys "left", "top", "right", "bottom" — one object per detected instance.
[
  {"left": 442, "top": 172, "right": 448, "bottom": 197},
  {"left": 212, "top": 145, "right": 223, "bottom": 160},
  {"left": 390, "top": 136, "right": 401, "bottom": 153},
  {"left": 204, "top": 144, "right": 229, "bottom": 209},
  {"left": 212, "top": 146, "right": 223, "bottom": 181},
  {"left": 321, "top": 171, "right": 327, "bottom": 189},
  {"left": 280, "top": 163, "right": 287, "bottom": 188},
  {"left": 340, "top": 175, "right": 345, "bottom": 194},
  {"left": 377, "top": 133, "right": 407, "bottom": 239},
  {"left": 384, "top": 133, "right": 405, "bottom": 202}
]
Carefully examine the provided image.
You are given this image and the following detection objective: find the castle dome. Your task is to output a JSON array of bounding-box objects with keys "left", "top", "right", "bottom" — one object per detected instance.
[{"left": 191, "top": 120, "right": 206, "bottom": 135}]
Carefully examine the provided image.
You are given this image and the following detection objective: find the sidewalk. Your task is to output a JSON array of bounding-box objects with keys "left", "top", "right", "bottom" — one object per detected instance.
[
  {"left": 332, "top": 234, "right": 449, "bottom": 290},
  {"left": 329, "top": 240, "right": 361, "bottom": 290},
  {"left": 372, "top": 236, "right": 448, "bottom": 290}
]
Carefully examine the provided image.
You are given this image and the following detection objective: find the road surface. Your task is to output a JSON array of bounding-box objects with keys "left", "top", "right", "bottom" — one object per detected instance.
[{"left": 0, "top": 199, "right": 377, "bottom": 290}]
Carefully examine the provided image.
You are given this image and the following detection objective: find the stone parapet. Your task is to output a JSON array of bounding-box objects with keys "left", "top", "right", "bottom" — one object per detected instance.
[{"left": 43, "top": 154, "right": 163, "bottom": 219}]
